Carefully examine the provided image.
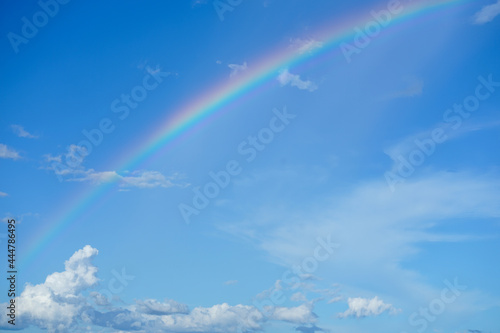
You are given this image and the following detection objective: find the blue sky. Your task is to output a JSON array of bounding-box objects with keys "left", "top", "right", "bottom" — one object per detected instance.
[{"left": 1, "top": 0, "right": 500, "bottom": 332}]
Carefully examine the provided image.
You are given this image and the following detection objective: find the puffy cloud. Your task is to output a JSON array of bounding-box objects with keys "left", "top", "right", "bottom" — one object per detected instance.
[
  {"left": 0, "top": 245, "right": 319, "bottom": 333},
  {"left": 0, "top": 143, "right": 20, "bottom": 160},
  {"left": 473, "top": 0, "right": 500, "bottom": 24},
  {"left": 277, "top": 69, "right": 317, "bottom": 91},
  {"left": 268, "top": 304, "right": 317, "bottom": 324},
  {"left": 9, "top": 245, "right": 99, "bottom": 332},
  {"left": 90, "top": 292, "right": 110, "bottom": 306},
  {"left": 337, "top": 296, "right": 400, "bottom": 318}
]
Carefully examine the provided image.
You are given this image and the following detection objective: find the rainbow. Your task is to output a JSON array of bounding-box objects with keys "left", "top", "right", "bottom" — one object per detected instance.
[{"left": 22, "top": 0, "right": 469, "bottom": 268}]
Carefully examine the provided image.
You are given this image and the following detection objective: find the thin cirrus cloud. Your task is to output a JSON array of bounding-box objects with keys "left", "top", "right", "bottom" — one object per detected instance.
[
  {"left": 473, "top": 0, "right": 500, "bottom": 24},
  {"left": 218, "top": 170, "right": 500, "bottom": 314},
  {"left": 277, "top": 69, "right": 318, "bottom": 91},
  {"left": 0, "top": 245, "right": 318, "bottom": 332},
  {"left": 289, "top": 38, "right": 324, "bottom": 54},
  {"left": 11, "top": 124, "right": 38, "bottom": 139},
  {"left": 383, "top": 78, "right": 424, "bottom": 100}
]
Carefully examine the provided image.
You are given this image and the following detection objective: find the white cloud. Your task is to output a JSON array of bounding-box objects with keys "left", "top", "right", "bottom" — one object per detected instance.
[
  {"left": 473, "top": 0, "right": 500, "bottom": 24},
  {"left": 90, "top": 291, "right": 110, "bottom": 306},
  {"left": 291, "top": 292, "right": 308, "bottom": 302},
  {"left": 66, "top": 169, "right": 186, "bottom": 189},
  {"left": 327, "top": 296, "right": 342, "bottom": 304},
  {"left": 0, "top": 191, "right": 7, "bottom": 197},
  {"left": 218, "top": 171, "right": 500, "bottom": 315},
  {"left": 277, "top": 69, "right": 317, "bottom": 91},
  {"left": 268, "top": 304, "right": 317, "bottom": 324},
  {"left": 228, "top": 62, "right": 248, "bottom": 77},
  {"left": 338, "top": 296, "right": 400, "bottom": 318},
  {"left": 384, "top": 120, "right": 500, "bottom": 175},
  {"left": 224, "top": 280, "right": 238, "bottom": 285},
  {"left": 6, "top": 246, "right": 99, "bottom": 332},
  {"left": 121, "top": 170, "right": 182, "bottom": 188},
  {"left": 0, "top": 143, "right": 20, "bottom": 160},
  {"left": 44, "top": 145, "right": 187, "bottom": 189},
  {"left": 290, "top": 38, "right": 324, "bottom": 54},
  {"left": 134, "top": 299, "right": 189, "bottom": 315},
  {"left": 43, "top": 154, "right": 62, "bottom": 163},
  {"left": 0, "top": 246, "right": 319, "bottom": 333},
  {"left": 11, "top": 124, "right": 38, "bottom": 138}
]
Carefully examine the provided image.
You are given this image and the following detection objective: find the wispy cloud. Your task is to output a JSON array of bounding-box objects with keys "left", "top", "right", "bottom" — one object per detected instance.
[
  {"left": 290, "top": 38, "right": 324, "bottom": 54},
  {"left": 384, "top": 78, "right": 424, "bottom": 100},
  {"left": 67, "top": 169, "right": 187, "bottom": 189},
  {"left": 0, "top": 191, "right": 7, "bottom": 197},
  {"left": 228, "top": 62, "right": 248, "bottom": 77},
  {"left": 191, "top": 0, "right": 208, "bottom": 7},
  {"left": 277, "top": 69, "right": 317, "bottom": 91},
  {"left": 0, "top": 143, "right": 20, "bottom": 160},
  {"left": 218, "top": 171, "right": 500, "bottom": 313},
  {"left": 11, "top": 124, "right": 38, "bottom": 138},
  {"left": 43, "top": 145, "right": 188, "bottom": 189},
  {"left": 473, "top": 0, "right": 500, "bottom": 24}
]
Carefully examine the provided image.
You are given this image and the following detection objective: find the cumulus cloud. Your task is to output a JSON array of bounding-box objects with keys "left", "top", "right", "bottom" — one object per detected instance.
[
  {"left": 277, "top": 69, "right": 317, "bottom": 91},
  {"left": 228, "top": 62, "right": 248, "bottom": 77},
  {"left": 3, "top": 245, "right": 99, "bottom": 331},
  {"left": 0, "top": 246, "right": 318, "bottom": 333},
  {"left": 90, "top": 291, "right": 110, "bottom": 306},
  {"left": 0, "top": 143, "right": 20, "bottom": 160},
  {"left": 11, "top": 124, "right": 38, "bottom": 138},
  {"left": 268, "top": 304, "right": 317, "bottom": 324},
  {"left": 337, "top": 296, "right": 400, "bottom": 318},
  {"left": 473, "top": 0, "right": 500, "bottom": 24}
]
